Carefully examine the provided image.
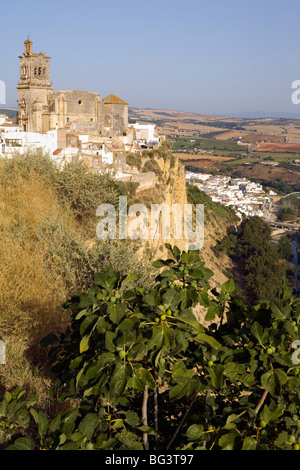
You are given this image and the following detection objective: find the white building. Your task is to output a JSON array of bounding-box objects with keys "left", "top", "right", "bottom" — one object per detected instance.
[
  {"left": 0, "top": 114, "right": 21, "bottom": 133},
  {"left": 0, "top": 129, "right": 58, "bottom": 157},
  {"left": 129, "top": 123, "right": 159, "bottom": 143}
]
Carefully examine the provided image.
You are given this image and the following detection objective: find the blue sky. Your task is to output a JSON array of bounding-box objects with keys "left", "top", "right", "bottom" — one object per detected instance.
[{"left": 2, "top": 0, "right": 300, "bottom": 116}]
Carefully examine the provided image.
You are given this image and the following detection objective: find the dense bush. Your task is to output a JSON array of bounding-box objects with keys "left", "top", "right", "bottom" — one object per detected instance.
[
  {"left": 0, "top": 151, "right": 124, "bottom": 232},
  {"left": 278, "top": 195, "right": 300, "bottom": 222},
  {"left": 187, "top": 184, "right": 239, "bottom": 224},
  {"left": 217, "top": 217, "right": 286, "bottom": 304},
  {"left": 0, "top": 152, "right": 154, "bottom": 398},
  {"left": 1, "top": 245, "right": 300, "bottom": 451},
  {"left": 278, "top": 236, "right": 293, "bottom": 261}
]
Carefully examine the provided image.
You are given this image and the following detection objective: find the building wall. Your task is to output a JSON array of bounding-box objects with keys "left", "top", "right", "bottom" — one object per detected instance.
[
  {"left": 103, "top": 103, "right": 128, "bottom": 136},
  {"left": 1, "top": 129, "right": 57, "bottom": 155},
  {"left": 17, "top": 41, "right": 128, "bottom": 137},
  {"left": 17, "top": 46, "right": 53, "bottom": 132}
]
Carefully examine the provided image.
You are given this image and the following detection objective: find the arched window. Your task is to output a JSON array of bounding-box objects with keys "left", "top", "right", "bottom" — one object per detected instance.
[
  {"left": 34, "top": 68, "right": 37, "bottom": 75},
  {"left": 38, "top": 67, "right": 42, "bottom": 76}
]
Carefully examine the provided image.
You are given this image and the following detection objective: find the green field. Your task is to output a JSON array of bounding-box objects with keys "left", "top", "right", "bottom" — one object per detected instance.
[
  {"left": 173, "top": 137, "right": 300, "bottom": 164},
  {"left": 224, "top": 151, "right": 300, "bottom": 166},
  {"left": 172, "top": 137, "right": 248, "bottom": 154}
]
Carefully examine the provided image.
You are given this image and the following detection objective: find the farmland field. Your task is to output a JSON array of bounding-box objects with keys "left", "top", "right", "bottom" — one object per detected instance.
[
  {"left": 173, "top": 153, "right": 235, "bottom": 167},
  {"left": 254, "top": 142, "right": 300, "bottom": 152}
]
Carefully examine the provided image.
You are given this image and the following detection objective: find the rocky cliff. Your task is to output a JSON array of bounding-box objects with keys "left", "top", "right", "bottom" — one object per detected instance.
[{"left": 126, "top": 151, "right": 236, "bottom": 291}]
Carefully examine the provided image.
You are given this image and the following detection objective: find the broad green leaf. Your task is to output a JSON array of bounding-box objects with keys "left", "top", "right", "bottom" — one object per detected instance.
[
  {"left": 224, "top": 362, "right": 246, "bottom": 382},
  {"left": 79, "top": 315, "right": 98, "bottom": 336},
  {"left": 105, "top": 330, "right": 116, "bottom": 352},
  {"left": 133, "top": 368, "right": 156, "bottom": 390},
  {"left": 152, "top": 259, "right": 168, "bottom": 268},
  {"left": 5, "top": 437, "right": 35, "bottom": 450},
  {"left": 261, "top": 370, "right": 288, "bottom": 397},
  {"left": 69, "top": 355, "right": 84, "bottom": 371},
  {"left": 162, "top": 288, "right": 181, "bottom": 310},
  {"left": 30, "top": 409, "right": 48, "bottom": 437},
  {"left": 170, "top": 362, "right": 200, "bottom": 400},
  {"left": 125, "top": 411, "right": 140, "bottom": 427},
  {"left": 186, "top": 424, "right": 204, "bottom": 441},
  {"left": 59, "top": 433, "right": 67, "bottom": 445},
  {"left": 49, "top": 413, "right": 62, "bottom": 434},
  {"left": 226, "top": 410, "right": 247, "bottom": 424},
  {"left": 177, "top": 308, "right": 203, "bottom": 333},
  {"left": 116, "top": 429, "right": 143, "bottom": 450},
  {"left": 209, "top": 363, "right": 224, "bottom": 389},
  {"left": 111, "top": 419, "right": 124, "bottom": 430},
  {"left": 110, "top": 363, "right": 128, "bottom": 397},
  {"left": 218, "top": 429, "right": 240, "bottom": 450},
  {"left": 143, "top": 292, "right": 157, "bottom": 307},
  {"left": 138, "top": 425, "right": 157, "bottom": 435},
  {"left": 78, "top": 413, "right": 99, "bottom": 440},
  {"left": 95, "top": 436, "right": 117, "bottom": 450},
  {"left": 78, "top": 293, "right": 94, "bottom": 309},
  {"left": 221, "top": 278, "right": 238, "bottom": 296},
  {"left": 251, "top": 322, "right": 269, "bottom": 346},
  {"left": 242, "top": 436, "right": 257, "bottom": 450},
  {"left": 79, "top": 334, "right": 90, "bottom": 354},
  {"left": 61, "top": 409, "right": 79, "bottom": 436},
  {"left": 121, "top": 273, "right": 138, "bottom": 287},
  {"left": 260, "top": 404, "right": 285, "bottom": 424},
  {"left": 75, "top": 308, "right": 89, "bottom": 320},
  {"left": 107, "top": 303, "right": 126, "bottom": 324},
  {"left": 195, "top": 333, "right": 221, "bottom": 350},
  {"left": 147, "top": 327, "right": 164, "bottom": 351}
]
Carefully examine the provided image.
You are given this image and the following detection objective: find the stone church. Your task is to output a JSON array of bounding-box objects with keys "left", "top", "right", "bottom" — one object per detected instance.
[{"left": 17, "top": 39, "right": 128, "bottom": 136}]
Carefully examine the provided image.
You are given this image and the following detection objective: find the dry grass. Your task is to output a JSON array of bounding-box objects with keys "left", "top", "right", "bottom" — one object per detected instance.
[
  {"left": 173, "top": 153, "right": 235, "bottom": 166},
  {"left": 0, "top": 159, "right": 156, "bottom": 402},
  {"left": 0, "top": 168, "right": 76, "bottom": 398}
]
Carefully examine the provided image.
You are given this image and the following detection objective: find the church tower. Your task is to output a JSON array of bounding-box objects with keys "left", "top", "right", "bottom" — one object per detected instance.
[{"left": 17, "top": 39, "right": 53, "bottom": 132}]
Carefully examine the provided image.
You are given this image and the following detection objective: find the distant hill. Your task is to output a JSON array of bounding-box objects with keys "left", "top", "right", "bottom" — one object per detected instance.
[
  {"left": 229, "top": 111, "right": 300, "bottom": 119},
  {"left": 0, "top": 108, "right": 17, "bottom": 120}
]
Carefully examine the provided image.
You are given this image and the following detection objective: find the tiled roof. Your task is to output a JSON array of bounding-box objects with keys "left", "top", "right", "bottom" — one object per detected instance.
[{"left": 103, "top": 94, "right": 128, "bottom": 105}]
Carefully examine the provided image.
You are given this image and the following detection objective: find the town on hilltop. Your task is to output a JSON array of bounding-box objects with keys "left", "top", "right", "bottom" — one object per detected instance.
[
  {"left": 0, "top": 39, "right": 162, "bottom": 182},
  {"left": 186, "top": 171, "right": 277, "bottom": 219},
  {"left": 0, "top": 39, "right": 299, "bottom": 227}
]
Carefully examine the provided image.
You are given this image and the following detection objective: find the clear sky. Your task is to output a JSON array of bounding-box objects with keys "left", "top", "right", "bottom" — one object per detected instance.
[{"left": 2, "top": 0, "right": 300, "bottom": 116}]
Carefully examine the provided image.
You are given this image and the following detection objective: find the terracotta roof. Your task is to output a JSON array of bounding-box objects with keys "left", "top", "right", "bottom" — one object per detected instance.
[
  {"left": 53, "top": 149, "right": 63, "bottom": 155},
  {"left": 103, "top": 94, "right": 128, "bottom": 105}
]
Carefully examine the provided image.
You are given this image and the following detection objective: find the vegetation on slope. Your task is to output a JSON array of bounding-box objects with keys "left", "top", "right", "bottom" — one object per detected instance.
[
  {"left": 1, "top": 148, "right": 299, "bottom": 451},
  {"left": 0, "top": 245, "right": 300, "bottom": 451},
  {"left": 0, "top": 152, "right": 155, "bottom": 399},
  {"left": 186, "top": 184, "right": 238, "bottom": 225},
  {"left": 278, "top": 195, "right": 300, "bottom": 222},
  {"left": 217, "top": 216, "right": 287, "bottom": 304}
]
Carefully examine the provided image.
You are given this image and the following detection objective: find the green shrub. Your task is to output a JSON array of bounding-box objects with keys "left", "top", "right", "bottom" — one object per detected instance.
[{"left": 2, "top": 244, "right": 300, "bottom": 451}]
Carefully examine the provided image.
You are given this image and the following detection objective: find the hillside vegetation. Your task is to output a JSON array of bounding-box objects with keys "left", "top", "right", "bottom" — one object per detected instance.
[
  {"left": 0, "top": 152, "right": 154, "bottom": 399},
  {"left": 1, "top": 149, "right": 299, "bottom": 451}
]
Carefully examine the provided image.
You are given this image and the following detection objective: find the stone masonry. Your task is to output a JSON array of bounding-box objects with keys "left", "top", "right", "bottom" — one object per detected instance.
[{"left": 17, "top": 39, "right": 128, "bottom": 137}]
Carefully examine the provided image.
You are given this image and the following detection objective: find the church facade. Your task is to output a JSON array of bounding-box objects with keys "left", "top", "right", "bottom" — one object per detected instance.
[{"left": 17, "top": 39, "right": 128, "bottom": 136}]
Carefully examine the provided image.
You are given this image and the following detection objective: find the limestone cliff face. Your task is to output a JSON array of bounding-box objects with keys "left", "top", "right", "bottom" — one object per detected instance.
[
  {"left": 131, "top": 154, "right": 233, "bottom": 290},
  {"left": 141, "top": 155, "right": 189, "bottom": 255},
  {"left": 156, "top": 155, "right": 187, "bottom": 208}
]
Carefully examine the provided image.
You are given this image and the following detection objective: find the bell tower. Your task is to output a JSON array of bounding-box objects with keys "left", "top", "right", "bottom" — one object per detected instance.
[
  {"left": 24, "top": 38, "right": 33, "bottom": 56},
  {"left": 17, "top": 39, "right": 53, "bottom": 132}
]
